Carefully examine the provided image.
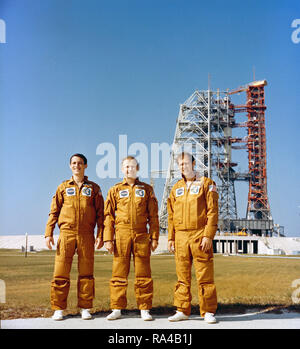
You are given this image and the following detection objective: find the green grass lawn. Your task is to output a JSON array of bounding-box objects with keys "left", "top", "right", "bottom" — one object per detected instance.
[{"left": 0, "top": 249, "right": 299, "bottom": 319}]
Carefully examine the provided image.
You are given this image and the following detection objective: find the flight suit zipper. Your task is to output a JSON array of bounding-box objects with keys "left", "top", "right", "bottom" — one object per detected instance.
[
  {"left": 77, "top": 183, "right": 84, "bottom": 233},
  {"left": 184, "top": 178, "right": 195, "bottom": 229},
  {"left": 130, "top": 185, "right": 134, "bottom": 229}
]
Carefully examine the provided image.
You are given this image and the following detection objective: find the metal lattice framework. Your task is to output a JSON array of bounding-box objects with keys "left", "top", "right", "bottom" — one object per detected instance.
[
  {"left": 159, "top": 80, "right": 273, "bottom": 234},
  {"left": 159, "top": 89, "right": 238, "bottom": 232}
]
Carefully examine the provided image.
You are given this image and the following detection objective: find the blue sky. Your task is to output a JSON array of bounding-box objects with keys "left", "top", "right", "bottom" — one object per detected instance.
[{"left": 0, "top": 0, "right": 299, "bottom": 236}]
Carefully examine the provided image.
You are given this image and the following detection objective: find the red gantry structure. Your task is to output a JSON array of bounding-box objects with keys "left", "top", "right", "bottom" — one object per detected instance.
[
  {"left": 159, "top": 79, "right": 277, "bottom": 238},
  {"left": 229, "top": 80, "right": 272, "bottom": 222}
]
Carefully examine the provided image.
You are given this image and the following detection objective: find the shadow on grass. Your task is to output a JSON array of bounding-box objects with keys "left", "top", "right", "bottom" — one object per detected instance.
[
  {"left": 146, "top": 303, "right": 300, "bottom": 315},
  {"left": 88, "top": 303, "right": 300, "bottom": 319},
  {"left": 1, "top": 303, "right": 300, "bottom": 320}
]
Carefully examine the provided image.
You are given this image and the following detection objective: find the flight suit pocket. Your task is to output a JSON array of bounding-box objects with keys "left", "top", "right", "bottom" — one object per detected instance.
[
  {"left": 192, "top": 236, "right": 213, "bottom": 260},
  {"left": 135, "top": 196, "right": 146, "bottom": 208},
  {"left": 114, "top": 236, "right": 131, "bottom": 257},
  {"left": 175, "top": 235, "right": 189, "bottom": 260},
  {"left": 80, "top": 235, "right": 95, "bottom": 259},
  {"left": 58, "top": 205, "right": 75, "bottom": 229},
  {"left": 56, "top": 235, "right": 76, "bottom": 259},
  {"left": 56, "top": 238, "right": 61, "bottom": 256},
  {"left": 173, "top": 201, "right": 184, "bottom": 225},
  {"left": 187, "top": 200, "right": 197, "bottom": 228},
  {"left": 134, "top": 235, "right": 150, "bottom": 257},
  {"left": 135, "top": 196, "right": 147, "bottom": 224},
  {"left": 188, "top": 186, "right": 205, "bottom": 228},
  {"left": 187, "top": 190, "right": 204, "bottom": 228}
]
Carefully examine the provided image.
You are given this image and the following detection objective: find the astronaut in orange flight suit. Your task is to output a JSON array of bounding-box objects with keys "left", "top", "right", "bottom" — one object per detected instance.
[
  {"left": 167, "top": 152, "right": 219, "bottom": 324},
  {"left": 103, "top": 156, "right": 159, "bottom": 321},
  {"left": 45, "top": 153, "right": 104, "bottom": 321}
]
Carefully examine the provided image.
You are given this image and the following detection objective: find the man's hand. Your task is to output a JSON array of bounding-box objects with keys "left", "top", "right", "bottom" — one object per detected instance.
[
  {"left": 200, "top": 237, "right": 212, "bottom": 253},
  {"left": 104, "top": 241, "right": 114, "bottom": 254},
  {"left": 95, "top": 238, "right": 104, "bottom": 250},
  {"left": 150, "top": 239, "right": 158, "bottom": 252},
  {"left": 45, "top": 236, "right": 54, "bottom": 250},
  {"left": 168, "top": 240, "right": 175, "bottom": 253}
]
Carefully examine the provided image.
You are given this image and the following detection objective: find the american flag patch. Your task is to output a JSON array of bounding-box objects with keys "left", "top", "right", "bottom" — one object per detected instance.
[{"left": 209, "top": 184, "right": 218, "bottom": 193}]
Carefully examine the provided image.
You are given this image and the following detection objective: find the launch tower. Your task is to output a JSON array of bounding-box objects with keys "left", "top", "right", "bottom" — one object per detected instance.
[{"left": 159, "top": 80, "right": 274, "bottom": 236}]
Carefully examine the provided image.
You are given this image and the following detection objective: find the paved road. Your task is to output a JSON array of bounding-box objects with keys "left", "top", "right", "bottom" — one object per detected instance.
[{"left": 2, "top": 310, "right": 300, "bottom": 329}]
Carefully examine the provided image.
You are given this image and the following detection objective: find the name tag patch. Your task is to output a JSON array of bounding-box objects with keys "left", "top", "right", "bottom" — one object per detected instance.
[
  {"left": 66, "top": 187, "right": 76, "bottom": 196},
  {"left": 119, "top": 189, "right": 129, "bottom": 198},
  {"left": 82, "top": 187, "right": 92, "bottom": 197},
  {"left": 190, "top": 185, "right": 200, "bottom": 195},
  {"left": 176, "top": 187, "right": 185, "bottom": 197},
  {"left": 135, "top": 189, "right": 145, "bottom": 197}
]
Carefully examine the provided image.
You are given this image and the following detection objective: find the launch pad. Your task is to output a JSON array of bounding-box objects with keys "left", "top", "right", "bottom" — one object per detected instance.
[{"left": 158, "top": 80, "right": 283, "bottom": 237}]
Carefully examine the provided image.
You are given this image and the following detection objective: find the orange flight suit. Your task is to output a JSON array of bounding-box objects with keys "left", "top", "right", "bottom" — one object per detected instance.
[
  {"left": 104, "top": 178, "right": 159, "bottom": 310},
  {"left": 167, "top": 175, "right": 218, "bottom": 317},
  {"left": 45, "top": 176, "right": 104, "bottom": 310}
]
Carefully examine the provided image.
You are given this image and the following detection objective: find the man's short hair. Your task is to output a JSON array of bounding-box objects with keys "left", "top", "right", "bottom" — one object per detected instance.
[
  {"left": 176, "top": 152, "right": 195, "bottom": 164},
  {"left": 121, "top": 155, "right": 139, "bottom": 171},
  {"left": 70, "top": 153, "right": 87, "bottom": 165}
]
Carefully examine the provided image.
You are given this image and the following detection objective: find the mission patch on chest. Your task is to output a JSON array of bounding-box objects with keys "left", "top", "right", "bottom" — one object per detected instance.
[
  {"left": 119, "top": 189, "right": 129, "bottom": 198},
  {"left": 190, "top": 185, "right": 200, "bottom": 195},
  {"left": 66, "top": 187, "right": 76, "bottom": 196},
  {"left": 82, "top": 187, "right": 92, "bottom": 197},
  {"left": 135, "top": 189, "right": 145, "bottom": 197},
  {"left": 176, "top": 187, "right": 185, "bottom": 197}
]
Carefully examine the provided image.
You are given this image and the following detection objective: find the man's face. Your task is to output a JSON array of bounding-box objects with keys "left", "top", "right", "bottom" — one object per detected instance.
[
  {"left": 69, "top": 156, "right": 87, "bottom": 177},
  {"left": 177, "top": 156, "right": 195, "bottom": 178},
  {"left": 121, "top": 159, "right": 138, "bottom": 179}
]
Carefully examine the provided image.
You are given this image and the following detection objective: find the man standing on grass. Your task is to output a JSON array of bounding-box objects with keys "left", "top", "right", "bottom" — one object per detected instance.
[
  {"left": 45, "top": 153, "right": 104, "bottom": 321},
  {"left": 103, "top": 156, "right": 159, "bottom": 321},
  {"left": 167, "top": 152, "right": 219, "bottom": 324}
]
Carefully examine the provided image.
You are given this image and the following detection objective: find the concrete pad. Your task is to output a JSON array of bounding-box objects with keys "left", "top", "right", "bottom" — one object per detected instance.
[{"left": 2, "top": 310, "right": 300, "bottom": 330}]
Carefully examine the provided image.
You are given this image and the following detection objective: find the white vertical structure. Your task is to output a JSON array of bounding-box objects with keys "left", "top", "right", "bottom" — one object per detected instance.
[{"left": 159, "top": 89, "right": 237, "bottom": 232}]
